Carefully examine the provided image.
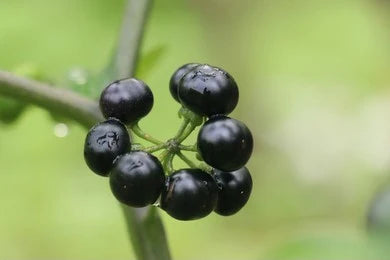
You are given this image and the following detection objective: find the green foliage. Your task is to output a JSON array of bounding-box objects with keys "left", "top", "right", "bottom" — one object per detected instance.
[
  {"left": 135, "top": 45, "right": 166, "bottom": 78},
  {"left": 0, "top": 63, "right": 45, "bottom": 124},
  {"left": 64, "top": 46, "right": 167, "bottom": 99},
  {"left": 0, "top": 96, "right": 26, "bottom": 124}
]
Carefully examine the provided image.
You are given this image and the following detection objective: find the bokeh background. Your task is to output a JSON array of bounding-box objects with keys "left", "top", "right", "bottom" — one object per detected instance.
[{"left": 1, "top": 0, "right": 390, "bottom": 259}]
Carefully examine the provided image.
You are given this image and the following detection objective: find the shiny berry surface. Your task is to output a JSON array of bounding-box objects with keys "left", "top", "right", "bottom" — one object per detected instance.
[
  {"left": 84, "top": 119, "right": 130, "bottom": 176},
  {"left": 198, "top": 115, "right": 253, "bottom": 171},
  {"left": 109, "top": 151, "right": 165, "bottom": 207},
  {"left": 161, "top": 168, "right": 219, "bottom": 221},
  {"left": 213, "top": 167, "right": 253, "bottom": 216},
  {"left": 100, "top": 78, "right": 153, "bottom": 124},
  {"left": 178, "top": 64, "right": 239, "bottom": 116},
  {"left": 169, "top": 63, "right": 199, "bottom": 102}
]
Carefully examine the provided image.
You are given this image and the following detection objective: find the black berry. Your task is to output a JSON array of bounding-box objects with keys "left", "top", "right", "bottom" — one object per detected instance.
[
  {"left": 198, "top": 115, "right": 253, "bottom": 171},
  {"left": 84, "top": 119, "right": 131, "bottom": 176},
  {"left": 178, "top": 64, "right": 239, "bottom": 116},
  {"left": 100, "top": 78, "right": 154, "bottom": 124},
  {"left": 169, "top": 63, "right": 199, "bottom": 102},
  {"left": 213, "top": 167, "right": 253, "bottom": 216},
  {"left": 161, "top": 168, "right": 219, "bottom": 221},
  {"left": 109, "top": 151, "right": 165, "bottom": 207}
]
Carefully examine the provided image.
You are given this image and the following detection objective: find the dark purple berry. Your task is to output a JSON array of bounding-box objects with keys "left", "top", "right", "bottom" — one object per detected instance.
[
  {"left": 169, "top": 63, "right": 200, "bottom": 102},
  {"left": 198, "top": 115, "right": 253, "bottom": 171},
  {"left": 178, "top": 64, "right": 239, "bottom": 116},
  {"left": 84, "top": 119, "right": 130, "bottom": 176},
  {"left": 110, "top": 151, "right": 165, "bottom": 207},
  {"left": 213, "top": 167, "right": 252, "bottom": 216},
  {"left": 161, "top": 168, "right": 218, "bottom": 220},
  {"left": 100, "top": 78, "right": 153, "bottom": 124}
]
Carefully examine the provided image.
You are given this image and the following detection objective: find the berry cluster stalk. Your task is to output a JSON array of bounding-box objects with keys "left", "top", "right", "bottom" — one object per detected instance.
[{"left": 129, "top": 107, "right": 209, "bottom": 174}]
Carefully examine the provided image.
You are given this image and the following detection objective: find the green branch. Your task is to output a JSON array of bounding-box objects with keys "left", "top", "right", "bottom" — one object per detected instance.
[
  {"left": 0, "top": 70, "right": 103, "bottom": 127},
  {"left": 131, "top": 123, "right": 164, "bottom": 145},
  {"left": 115, "top": 0, "right": 152, "bottom": 79},
  {"left": 112, "top": 1, "right": 172, "bottom": 260}
]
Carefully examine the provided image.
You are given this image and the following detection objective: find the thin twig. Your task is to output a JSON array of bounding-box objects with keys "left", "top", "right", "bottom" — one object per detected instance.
[
  {"left": 176, "top": 151, "right": 197, "bottom": 168},
  {"left": 0, "top": 70, "right": 103, "bottom": 127},
  {"left": 178, "top": 144, "right": 197, "bottom": 152},
  {"left": 115, "top": 0, "right": 152, "bottom": 79},
  {"left": 131, "top": 123, "right": 164, "bottom": 145}
]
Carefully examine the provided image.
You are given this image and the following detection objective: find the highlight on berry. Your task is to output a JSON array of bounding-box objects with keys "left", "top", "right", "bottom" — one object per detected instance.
[{"left": 83, "top": 63, "right": 254, "bottom": 221}]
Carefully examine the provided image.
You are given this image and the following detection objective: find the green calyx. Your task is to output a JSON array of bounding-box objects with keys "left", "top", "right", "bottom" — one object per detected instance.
[{"left": 129, "top": 107, "right": 211, "bottom": 174}]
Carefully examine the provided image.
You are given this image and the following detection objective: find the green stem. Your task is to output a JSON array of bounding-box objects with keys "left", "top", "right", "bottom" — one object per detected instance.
[
  {"left": 178, "top": 144, "right": 197, "bottom": 152},
  {"left": 0, "top": 70, "right": 103, "bottom": 128},
  {"left": 131, "top": 123, "right": 164, "bottom": 145},
  {"left": 158, "top": 150, "right": 170, "bottom": 162},
  {"left": 197, "top": 162, "right": 213, "bottom": 173},
  {"left": 115, "top": 0, "right": 152, "bottom": 79},
  {"left": 176, "top": 123, "right": 197, "bottom": 143},
  {"left": 143, "top": 143, "right": 166, "bottom": 153},
  {"left": 176, "top": 151, "right": 197, "bottom": 168},
  {"left": 166, "top": 153, "right": 175, "bottom": 173},
  {"left": 173, "top": 119, "right": 190, "bottom": 139},
  {"left": 121, "top": 205, "right": 171, "bottom": 260}
]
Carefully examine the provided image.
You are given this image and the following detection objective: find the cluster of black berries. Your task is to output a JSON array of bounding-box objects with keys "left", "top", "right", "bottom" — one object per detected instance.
[{"left": 84, "top": 63, "right": 254, "bottom": 221}]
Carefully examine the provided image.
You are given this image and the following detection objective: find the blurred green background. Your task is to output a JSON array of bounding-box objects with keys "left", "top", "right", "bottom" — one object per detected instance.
[{"left": 1, "top": 0, "right": 390, "bottom": 259}]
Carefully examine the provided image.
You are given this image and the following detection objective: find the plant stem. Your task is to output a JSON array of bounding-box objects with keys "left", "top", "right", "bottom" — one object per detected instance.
[
  {"left": 158, "top": 150, "right": 170, "bottom": 163},
  {"left": 178, "top": 144, "right": 197, "bottom": 152},
  {"left": 121, "top": 205, "right": 171, "bottom": 260},
  {"left": 131, "top": 123, "right": 164, "bottom": 145},
  {"left": 176, "top": 151, "right": 197, "bottom": 168},
  {"left": 197, "top": 162, "right": 213, "bottom": 173},
  {"left": 166, "top": 153, "right": 175, "bottom": 174},
  {"left": 0, "top": 70, "right": 103, "bottom": 128},
  {"left": 176, "top": 123, "right": 197, "bottom": 143},
  {"left": 143, "top": 143, "right": 166, "bottom": 153},
  {"left": 173, "top": 119, "right": 189, "bottom": 139},
  {"left": 115, "top": 0, "right": 152, "bottom": 79}
]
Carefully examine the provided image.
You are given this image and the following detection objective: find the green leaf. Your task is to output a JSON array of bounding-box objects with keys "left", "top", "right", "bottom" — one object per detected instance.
[
  {"left": 135, "top": 45, "right": 167, "bottom": 78},
  {"left": 0, "top": 96, "right": 26, "bottom": 124},
  {"left": 78, "top": 45, "right": 167, "bottom": 99}
]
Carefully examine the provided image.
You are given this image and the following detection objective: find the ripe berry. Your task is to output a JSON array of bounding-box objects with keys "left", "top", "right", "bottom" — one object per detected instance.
[
  {"left": 84, "top": 119, "right": 131, "bottom": 176},
  {"left": 100, "top": 78, "right": 153, "bottom": 124},
  {"left": 213, "top": 167, "right": 253, "bottom": 216},
  {"left": 161, "top": 168, "right": 219, "bottom": 221},
  {"left": 109, "top": 151, "right": 165, "bottom": 207},
  {"left": 178, "top": 64, "right": 239, "bottom": 116},
  {"left": 197, "top": 115, "right": 253, "bottom": 171},
  {"left": 169, "top": 63, "right": 199, "bottom": 102}
]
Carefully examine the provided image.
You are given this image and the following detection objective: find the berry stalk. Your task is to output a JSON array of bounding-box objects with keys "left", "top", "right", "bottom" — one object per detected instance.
[{"left": 131, "top": 123, "right": 164, "bottom": 145}]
